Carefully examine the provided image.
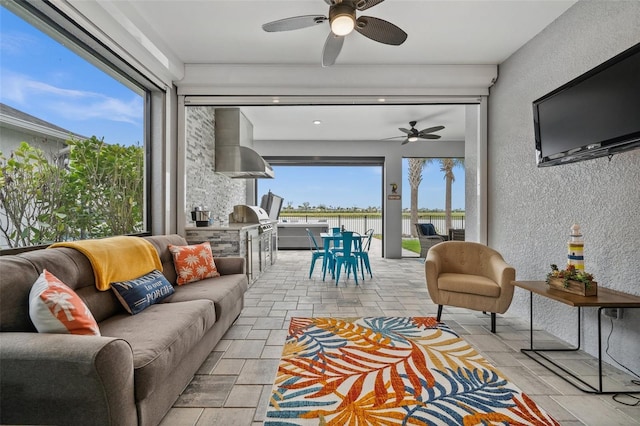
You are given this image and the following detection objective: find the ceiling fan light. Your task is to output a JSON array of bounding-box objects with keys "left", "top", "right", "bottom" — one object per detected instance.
[
  {"left": 331, "top": 14, "right": 355, "bottom": 36},
  {"left": 408, "top": 136, "right": 418, "bottom": 142},
  {"left": 329, "top": 4, "right": 356, "bottom": 36}
]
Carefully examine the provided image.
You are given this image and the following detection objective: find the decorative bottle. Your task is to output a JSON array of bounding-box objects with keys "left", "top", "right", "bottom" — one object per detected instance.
[{"left": 567, "top": 224, "right": 584, "bottom": 271}]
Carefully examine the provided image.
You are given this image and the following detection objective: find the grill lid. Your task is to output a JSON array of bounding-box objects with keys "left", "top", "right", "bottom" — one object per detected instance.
[{"left": 229, "top": 205, "right": 270, "bottom": 223}]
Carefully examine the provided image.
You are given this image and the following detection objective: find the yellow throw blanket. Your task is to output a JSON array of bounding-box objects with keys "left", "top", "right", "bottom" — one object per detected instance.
[{"left": 49, "top": 236, "right": 162, "bottom": 291}]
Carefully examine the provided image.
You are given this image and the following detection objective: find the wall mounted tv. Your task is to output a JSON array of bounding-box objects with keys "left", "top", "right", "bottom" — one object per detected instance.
[{"left": 533, "top": 42, "right": 640, "bottom": 167}]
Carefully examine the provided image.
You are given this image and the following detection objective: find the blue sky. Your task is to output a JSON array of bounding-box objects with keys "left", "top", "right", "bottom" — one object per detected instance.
[
  {"left": 0, "top": 7, "right": 144, "bottom": 146},
  {"left": 259, "top": 163, "right": 465, "bottom": 210},
  {"left": 1, "top": 6, "right": 464, "bottom": 211}
]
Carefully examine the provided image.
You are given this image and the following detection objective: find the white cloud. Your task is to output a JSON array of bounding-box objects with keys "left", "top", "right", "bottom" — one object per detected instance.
[
  {"left": 0, "top": 70, "right": 142, "bottom": 125},
  {"left": 0, "top": 31, "right": 37, "bottom": 55}
]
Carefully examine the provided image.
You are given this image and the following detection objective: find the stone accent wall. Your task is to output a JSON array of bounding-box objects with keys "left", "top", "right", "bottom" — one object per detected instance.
[
  {"left": 184, "top": 228, "right": 247, "bottom": 258},
  {"left": 185, "top": 106, "right": 245, "bottom": 223}
]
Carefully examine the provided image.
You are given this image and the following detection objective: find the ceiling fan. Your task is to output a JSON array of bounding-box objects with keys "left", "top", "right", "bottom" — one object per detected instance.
[
  {"left": 261, "top": 0, "right": 408, "bottom": 67},
  {"left": 391, "top": 121, "right": 445, "bottom": 145}
]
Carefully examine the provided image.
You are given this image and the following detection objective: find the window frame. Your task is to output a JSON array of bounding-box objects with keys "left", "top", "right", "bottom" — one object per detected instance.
[{"left": 1, "top": 0, "right": 163, "bottom": 250}]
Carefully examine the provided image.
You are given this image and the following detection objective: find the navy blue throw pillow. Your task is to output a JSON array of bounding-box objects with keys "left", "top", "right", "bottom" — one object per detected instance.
[
  {"left": 111, "top": 270, "right": 175, "bottom": 314},
  {"left": 419, "top": 223, "right": 437, "bottom": 236}
]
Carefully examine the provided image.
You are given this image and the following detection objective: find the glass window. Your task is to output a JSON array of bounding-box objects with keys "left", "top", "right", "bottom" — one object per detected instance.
[{"left": 0, "top": 5, "right": 148, "bottom": 249}]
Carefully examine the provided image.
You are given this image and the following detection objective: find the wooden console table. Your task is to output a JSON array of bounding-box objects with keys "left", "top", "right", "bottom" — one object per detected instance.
[{"left": 512, "top": 280, "right": 640, "bottom": 394}]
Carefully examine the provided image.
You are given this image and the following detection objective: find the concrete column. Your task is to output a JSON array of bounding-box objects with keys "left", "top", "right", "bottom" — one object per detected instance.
[{"left": 383, "top": 152, "right": 403, "bottom": 258}]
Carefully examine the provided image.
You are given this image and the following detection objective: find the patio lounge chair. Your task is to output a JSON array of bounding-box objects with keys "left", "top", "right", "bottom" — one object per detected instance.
[{"left": 415, "top": 223, "right": 447, "bottom": 258}]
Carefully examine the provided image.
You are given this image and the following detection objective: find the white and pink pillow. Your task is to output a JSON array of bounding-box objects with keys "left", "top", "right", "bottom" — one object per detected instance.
[{"left": 29, "top": 269, "right": 100, "bottom": 336}]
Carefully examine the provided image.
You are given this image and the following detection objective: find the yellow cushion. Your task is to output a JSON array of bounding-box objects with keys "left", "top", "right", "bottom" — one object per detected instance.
[{"left": 437, "top": 272, "right": 500, "bottom": 298}]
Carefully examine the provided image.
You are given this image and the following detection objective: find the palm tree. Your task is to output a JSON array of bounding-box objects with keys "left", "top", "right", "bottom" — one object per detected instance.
[
  {"left": 408, "top": 158, "right": 432, "bottom": 237},
  {"left": 439, "top": 158, "right": 464, "bottom": 232}
]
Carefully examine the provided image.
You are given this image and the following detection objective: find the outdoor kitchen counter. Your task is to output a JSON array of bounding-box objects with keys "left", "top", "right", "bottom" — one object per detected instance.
[
  {"left": 185, "top": 221, "right": 277, "bottom": 284},
  {"left": 277, "top": 222, "right": 328, "bottom": 249},
  {"left": 185, "top": 224, "right": 257, "bottom": 260},
  {"left": 185, "top": 223, "right": 260, "bottom": 231}
]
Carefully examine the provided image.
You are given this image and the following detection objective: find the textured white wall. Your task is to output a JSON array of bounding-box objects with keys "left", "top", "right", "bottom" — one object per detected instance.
[
  {"left": 464, "top": 105, "right": 479, "bottom": 243},
  {"left": 489, "top": 1, "right": 640, "bottom": 374}
]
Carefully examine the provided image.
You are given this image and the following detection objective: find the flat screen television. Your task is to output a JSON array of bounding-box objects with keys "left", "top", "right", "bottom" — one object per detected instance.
[{"left": 533, "top": 42, "right": 640, "bottom": 167}]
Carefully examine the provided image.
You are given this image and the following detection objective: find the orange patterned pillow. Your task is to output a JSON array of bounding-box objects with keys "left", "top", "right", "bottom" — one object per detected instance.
[
  {"left": 29, "top": 269, "right": 100, "bottom": 335},
  {"left": 168, "top": 242, "right": 220, "bottom": 285}
]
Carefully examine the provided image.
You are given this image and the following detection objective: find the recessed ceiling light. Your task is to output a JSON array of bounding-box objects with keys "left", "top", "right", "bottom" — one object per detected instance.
[
  {"left": 378, "top": 98, "right": 386, "bottom": 102},
  {"left": 313, "top": 120, "right": 322, "bottom": 125},
  {"left": 272, "top": 98, "right": 280, "bottom": 103}
]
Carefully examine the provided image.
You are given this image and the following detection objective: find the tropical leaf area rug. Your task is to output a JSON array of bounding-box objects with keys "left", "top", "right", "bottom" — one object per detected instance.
[{"left": 265, "top": 317, "right": 558, "bottom": 426}]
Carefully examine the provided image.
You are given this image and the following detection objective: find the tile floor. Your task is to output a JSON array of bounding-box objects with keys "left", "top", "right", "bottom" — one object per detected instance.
[{"left": 159, "top": 240, "right": 640, "bottom": 425}]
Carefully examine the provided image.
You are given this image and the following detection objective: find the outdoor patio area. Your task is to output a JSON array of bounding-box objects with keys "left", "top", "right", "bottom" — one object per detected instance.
[{"left": 159, "top": 239, "right": 640, "bottom": 425}]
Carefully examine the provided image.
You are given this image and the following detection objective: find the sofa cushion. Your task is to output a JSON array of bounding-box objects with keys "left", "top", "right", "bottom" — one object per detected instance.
[
  {"left": 1, "top": 247, "right": 123, "bottom": 332},
  {"left": 111, "top": 270, "right": 175, "bottom": 315},
  {"left": 29, "top": 269, "right": 100, "bottom": 336},
  {"left": 168, "top": 242, "right": 221, "bottom": 285},
  {"left": 143, "top": 234, "right": 187, "bottom": 284},
  {"left": 419, "top": 223, "right": 439, "bottom": 236},
  {"left": 167, "top": 275, "right": 248, "bottom": 321},
  {"left": 98, "top": 299, "right": 216, "bottom": 401},
  {"left": 438, "top": 272, "right": 501, "bottom": 298}
]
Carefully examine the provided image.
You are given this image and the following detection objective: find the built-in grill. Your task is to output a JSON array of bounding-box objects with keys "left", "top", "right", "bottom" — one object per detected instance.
[
  {"left": 229, "top": 205, "right": 277, "bottom": 281},
  {"left": 229, "top": 205, "right": 273, "bottom": 233}
]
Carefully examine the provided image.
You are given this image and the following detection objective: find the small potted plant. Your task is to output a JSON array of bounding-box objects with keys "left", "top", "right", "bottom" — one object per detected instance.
[{"left": 546, "top": 264, "right": 597, "bottom": 296}]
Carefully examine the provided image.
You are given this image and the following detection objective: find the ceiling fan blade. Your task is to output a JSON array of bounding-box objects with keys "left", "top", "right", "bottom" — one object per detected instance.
[
  {"left": 418, "top": 134, "right": 442, "bottom": 140},
  {"left": 322, "top": 33, "right": 344, "bottom": 67},
  {"left": 382, "top": 135, "right": 405, "bottom": 140},
  {"left": 401, "top": 138, "right": 410, "bottom": 145},
  {"left": 355, "top": 0, "right": 386, "bottom": 11},
  {"left": 355, "top": 16, "right": 407, "bottom": 45},
  {"left": 262, "top": 15, "right": 327, "bottom": 32},
  {"left": 398, "top": 127, "right": 411, "bottom": 134},
  {"left": 418, "top": 125, "right": 445, "bottom": 134}
]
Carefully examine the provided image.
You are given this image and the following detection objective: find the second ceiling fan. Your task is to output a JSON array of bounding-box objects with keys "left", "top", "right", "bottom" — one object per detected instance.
[
  {"left": 262, "top": 0, "right": 408, "bottom": 67},
  {"left": 393, "top": 121, "right": 445, "bottom": 145}
]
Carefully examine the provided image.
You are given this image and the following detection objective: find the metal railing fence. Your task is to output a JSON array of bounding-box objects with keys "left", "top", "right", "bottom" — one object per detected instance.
[{"left": 278, "top": 214, "right": 464, "bottom": 236}]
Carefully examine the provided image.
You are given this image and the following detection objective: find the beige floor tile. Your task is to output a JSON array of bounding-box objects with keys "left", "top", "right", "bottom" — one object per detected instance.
[
  {"left": 224, "top": 385, "right": 263, "bottom": 407},
  {"left": 158, "top": 407, "right": 203, "bottom": 426},
  {"left": 195, "top": 351, "right": 223, "bottom": 375},
  {"left": 196, "top": 408, "right": 256, "bottom": 426},
  {"left": 162, "top": 248, "right": 640, "bottom": 426},
  {"left": 236, "top": 359, "right": 280, "bottom": 385},
  {"left": 253, "top": 385, "right": 274, "bottom": 423},
  {"left": 260, "top": 345, "right": 284, "bottom": 358},
  {"left": 266, "top": 329, "right": 289, "bottom": 345},
  {"left": 174, "top": 375, "right": 235, "bottom": 408},
  {"left": 212, "top": 359, "right": 245, "bottom": 375},
  {"left": 246, "top": 329, "right": 271, "bottom": 339},
  {"left": 223, "top": 340, "right": 266, "bottom": 359},
  {"left": 552, "top": 395, "right": 640, "bottom": 425}
]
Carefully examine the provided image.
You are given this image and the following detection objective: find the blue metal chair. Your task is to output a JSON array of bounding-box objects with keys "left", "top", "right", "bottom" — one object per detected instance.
[
  {"left": 332, "top": 231, "right": 358, "bottom": 285},
  {"left": 306, "top": 228, "right": 327, "bottom": 278},
  {"left": 353, "top": 229, "right": 373, "bottom": 279}
]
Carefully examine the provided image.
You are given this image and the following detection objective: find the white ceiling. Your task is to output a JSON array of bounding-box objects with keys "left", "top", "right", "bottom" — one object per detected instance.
[
  {"left": 85, "top": 0, "right": 577, "bottom": 142},
  {"left": 241, "top": 104, "right": 466, "bottom": 141}
]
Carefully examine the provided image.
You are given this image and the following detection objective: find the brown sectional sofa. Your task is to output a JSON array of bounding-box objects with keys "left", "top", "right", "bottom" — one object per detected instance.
[{"left": 0, "top": 234, "right": 248, "bottom": 426}]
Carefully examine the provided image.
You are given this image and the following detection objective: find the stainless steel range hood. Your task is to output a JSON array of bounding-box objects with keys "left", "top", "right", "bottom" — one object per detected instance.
[{"left": 214, "top": 108, "right": 274, "bottom": 179}]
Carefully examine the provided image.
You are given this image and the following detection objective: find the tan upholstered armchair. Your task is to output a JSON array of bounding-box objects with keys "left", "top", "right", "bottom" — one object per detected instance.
[{"left": 424, "top": 241, "right": 516, "bottom": 333}]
